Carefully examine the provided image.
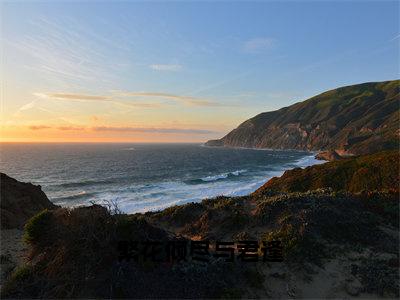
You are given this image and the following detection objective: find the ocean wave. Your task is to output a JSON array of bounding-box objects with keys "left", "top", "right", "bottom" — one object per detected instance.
[
  {"left": 185, "top": 169, "right": 247, "bottom": 184},
  {"left": 52, "top": 156, "right": 320, "bottom": 212},
  {"left": 44, "top": 149, "right": 322, "bottom": 214},
  {"left": 51, "top": 178, "right": 117, "bottom": 188},
  {"left": 53, "top": 155, "right": 315, "bottom": 213},
  {"left": 53, "top": 190, "right": 93, "bottom": 201},
  {"left": 115, "top": 176, "right": 268, "bottom": 213},
  {"left": 292, "top": 155, "right": 325, "bottom": 168},
  {"left": 201, "top": 169, "right": 247, "bottom": 181}
]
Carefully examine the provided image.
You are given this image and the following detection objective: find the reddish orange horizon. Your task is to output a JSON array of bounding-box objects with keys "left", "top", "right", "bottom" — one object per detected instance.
[{"left": 0, "top": 126, "right": 224, "bottom": 143}]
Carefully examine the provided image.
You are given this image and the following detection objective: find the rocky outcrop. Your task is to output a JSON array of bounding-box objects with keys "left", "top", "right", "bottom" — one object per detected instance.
[
  {"left": 206, "top": 80, "right": 399, "bottom": 156},
  {"left": 315, "top": 150, "right": 343, "bottom": 161},
  {"left": 204, "top": 139, "right": 224, "bottom": 147},
  {"left": 0, "top": 173, "right": 58, "bottom": 229}
]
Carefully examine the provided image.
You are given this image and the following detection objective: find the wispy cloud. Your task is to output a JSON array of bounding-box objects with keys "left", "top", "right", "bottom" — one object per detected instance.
[
  {"left": 92, "top": 126, "right": 216, "bottom": 134},
  {"left": 29, "top": 125, "right": 52, "bottom": 130},
  {"left": 187, "top": 55, "right": 286, "bottom": 96},
  {"left": 29, "top": 125, "right": 84, "bottom": 131},
  {"left": 149, "top": 64, "right": 183, "bottom": 71},
  {"left": 27, "top": 125, "right": 216, "bottom": 134},
  {"left": 18, "top": 100, "right": 37, "bottom": 111},
  {"left": 47, "top": 93, "right": 109, "bottom": 100},
  {"left": 13, "top": 100, "right": 39, "bottom": 118},
  {"left": 389, "top": 34, "right": 400, "bottom": 42},
  {"left": 117, "top": 91, "right": 225, "bottom": 107},
  {"left": 33, "top": 92, "right": 159, "bottom": 108},
  {"left": 4, "top": 15, "right": 133, "bottom": 89},
  {"left": 243, "top": 37, "right": 275, "bottom": 53},
  {"left": 57, "top": 126, "right": 86, "bottom": 131},
  {"left": 34, "top": 91, "right": 230, "bottom": 107}
]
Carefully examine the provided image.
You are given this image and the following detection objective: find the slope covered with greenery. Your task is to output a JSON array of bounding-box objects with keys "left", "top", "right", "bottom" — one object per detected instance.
[
  {"left": 206, "top": 80, "right": 399, "bottom": 155},
  {"left": 255, "top": 150, "right": 399, "bottom": 195},
  {"left": 3, "top": 189, "right": 398, "bottom": 298}
]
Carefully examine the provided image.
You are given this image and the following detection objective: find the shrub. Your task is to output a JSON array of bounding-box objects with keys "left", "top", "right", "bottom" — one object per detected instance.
[
  {"left": 11, "top": 265, "right": 33, "bottom": 281},
  {"left": 263, "top": 224, "right": 327, "bottom": 266},
  {"left": 1, "top": 265, "right": 34, "bottom": 297},
  {"left": 115, "top": 214, "right": 149, "bottom": 240},
  {"left": 23, "top": 209, "right": 52, "bottom": 244}
]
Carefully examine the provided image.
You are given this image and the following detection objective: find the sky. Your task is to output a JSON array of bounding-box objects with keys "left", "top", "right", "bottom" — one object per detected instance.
[{"left": 0, "top": 0, "right": 399, "bottom": 142}]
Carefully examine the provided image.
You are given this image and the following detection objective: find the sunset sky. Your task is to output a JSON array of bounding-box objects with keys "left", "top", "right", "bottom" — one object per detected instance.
[{"left": 1, "top": 1, "right": 399, "bottom": 142}]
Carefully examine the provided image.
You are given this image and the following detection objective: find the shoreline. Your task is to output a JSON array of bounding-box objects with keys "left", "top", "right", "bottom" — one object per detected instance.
[
  {"left": 51, "top": 151, "right": 326, "bottom": 214},
  {"left": 201, "top": 143, "right": 322, "bottom": 154}
]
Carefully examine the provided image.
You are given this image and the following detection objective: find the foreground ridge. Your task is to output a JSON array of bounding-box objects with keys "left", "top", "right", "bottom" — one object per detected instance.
[{"left": 1, "top": 151, "right": 399, "bottom": 298}]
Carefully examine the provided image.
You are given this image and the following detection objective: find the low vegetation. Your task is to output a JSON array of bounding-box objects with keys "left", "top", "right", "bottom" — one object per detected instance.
[
  {"left": 1, "top": 205, "right": 263, "bottom": 298},
  {"left": 255, "top": 150, "right": 399, "bottom": 195}
]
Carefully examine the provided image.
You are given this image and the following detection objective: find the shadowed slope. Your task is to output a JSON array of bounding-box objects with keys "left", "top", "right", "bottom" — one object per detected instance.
[{"left": 0, "top": 173, "right": 58, "bottom": 229}]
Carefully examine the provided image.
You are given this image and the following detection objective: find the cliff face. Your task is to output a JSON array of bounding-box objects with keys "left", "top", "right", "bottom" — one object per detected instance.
[
  {"left": 0, "top": 173, "right": 58, "bottom": 229},
  {"left": 206, "top": 80, "right": 399, "bottom": 155}
]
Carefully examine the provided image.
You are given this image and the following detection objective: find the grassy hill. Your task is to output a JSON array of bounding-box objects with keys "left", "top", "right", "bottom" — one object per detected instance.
[
  {"left": 206, "top": 80, "right": 399, "bottom": 156},
  {"left": 255, "top": 150, "right": 399, "bottom": 195}
]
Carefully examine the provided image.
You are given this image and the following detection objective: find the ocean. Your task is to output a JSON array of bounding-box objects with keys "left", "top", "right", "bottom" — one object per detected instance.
[{"left": 0, "top": 143, "right": 324, "bottom": 213}]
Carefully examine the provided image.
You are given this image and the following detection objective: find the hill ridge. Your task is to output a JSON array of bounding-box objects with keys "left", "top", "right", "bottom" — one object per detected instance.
[{"left": 206, "top": 80, "right": 399, "bottom": 156}]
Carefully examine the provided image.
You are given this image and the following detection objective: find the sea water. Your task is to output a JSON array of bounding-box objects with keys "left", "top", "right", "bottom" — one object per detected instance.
[{"left": 0, "top": 143, "right": 324, "bottom": 213}]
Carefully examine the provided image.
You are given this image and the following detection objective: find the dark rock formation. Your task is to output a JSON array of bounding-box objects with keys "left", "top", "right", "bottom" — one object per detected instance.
[
  {"left": 315, "top": 150, "right": 343, "bottom": 161},
  {"left": 206, "top": 80, "right": 399, "bottom": 155},
  {"left": 0, "top": 173, "right": 58, "bottom": 229},
  {"left": 204, "top": 139, "right": 224, "bottom": 147}
]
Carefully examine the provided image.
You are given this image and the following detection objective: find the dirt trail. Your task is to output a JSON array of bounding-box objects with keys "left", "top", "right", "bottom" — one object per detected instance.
[{"left": 0, "top": 229, "right": 26, "bottom": 287}]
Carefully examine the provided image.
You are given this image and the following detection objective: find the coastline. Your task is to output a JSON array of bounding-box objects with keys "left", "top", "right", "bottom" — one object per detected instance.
[
  {"left": 128, "top": 152, "right": 326, "bottom": 214},
  {"left": 201, "top": 143, "right": 322, "bottom": 153},
  {"left": 1, "top": 143, "right": 326, "bottom": 215},
  {"left": 53, "top": 149, "right": 326, "bottom": 214}
]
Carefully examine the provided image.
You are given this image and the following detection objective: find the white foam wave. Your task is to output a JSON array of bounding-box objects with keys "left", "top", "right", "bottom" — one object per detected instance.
[
  {"left": 55, "top": 154, "right": 323, "bottom": 214},
  {"left": 200, "top": 169, "right": 246, "bottom": 182},
  {"left": 292, "top": 155, "right": 326, "bottom": 167}
]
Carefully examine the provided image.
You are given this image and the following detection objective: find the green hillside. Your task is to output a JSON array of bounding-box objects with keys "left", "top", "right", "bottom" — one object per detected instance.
[
  {"left": 255, "top": 150, "right": 399, "bottom": 194},
  {"left": 206, "top": 80, "right": 399, "bottom": 155}
]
